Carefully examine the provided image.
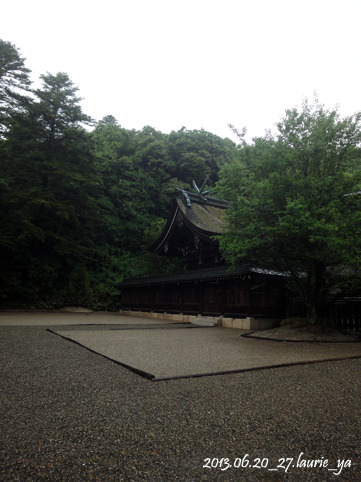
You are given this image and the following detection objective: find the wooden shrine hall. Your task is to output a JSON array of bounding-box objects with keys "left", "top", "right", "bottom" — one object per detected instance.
[{"left": 119, "top": 180, "right": 286, "bottom": 325}]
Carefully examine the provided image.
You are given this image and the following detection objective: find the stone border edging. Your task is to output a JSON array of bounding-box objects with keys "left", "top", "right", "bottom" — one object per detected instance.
[{"left": 241, "top": 332, "right": 361, "bottom": 343}]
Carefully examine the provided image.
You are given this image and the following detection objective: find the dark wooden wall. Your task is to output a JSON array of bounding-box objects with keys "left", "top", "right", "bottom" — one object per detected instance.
[{"left": 121, "top": 278, "right": 285, "bottom": 318}]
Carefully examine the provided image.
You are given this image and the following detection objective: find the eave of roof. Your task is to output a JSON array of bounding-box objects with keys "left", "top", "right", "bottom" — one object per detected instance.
[
  {"left": 148, "top": 199, "right": 180, "bottom": 254},
  {"left": 119, "top": 263, "right": 284, "bottom": 287}
]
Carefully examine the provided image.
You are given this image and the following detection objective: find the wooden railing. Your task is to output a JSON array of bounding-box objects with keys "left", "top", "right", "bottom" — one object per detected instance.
[{"left": 327, "top": 299, "right": 361, "bottom": 331}]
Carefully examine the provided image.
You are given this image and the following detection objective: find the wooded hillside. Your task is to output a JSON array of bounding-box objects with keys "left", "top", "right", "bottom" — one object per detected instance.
[
  {"left": 0, "top": 40, "right": 237, "bottom": 309},
  {"left": 2, "top": 39, "right": 361, "bottom": 321}
]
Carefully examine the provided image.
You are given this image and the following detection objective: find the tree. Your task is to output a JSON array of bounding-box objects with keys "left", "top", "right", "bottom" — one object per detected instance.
[
  {"left": 0, "top": 41, "right": 241, "bottom": 307},
  {"left": 34, "top": 72, "right": 92, "bottom": 136},
  {"left": 217, "top": 99, "right": 361, "bottom": 324},
  {"left": 0, "top": 72, "right": 104, "bottom": 305},
  {"left": 168, "top": 127, "right": 236, "bottom": 186},
  {"left": 91, "top": 119, "right": 183, "bottom": 283},
  {"left": 0, "top": 39, "right": 32, "bottom": 134},
  {"left": 92, "top": 119, "right": 154, "bottom": 251}
]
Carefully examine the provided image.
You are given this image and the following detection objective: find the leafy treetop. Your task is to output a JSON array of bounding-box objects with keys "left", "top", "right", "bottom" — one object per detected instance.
[{"left": 216, "top": 98, "right": 361, "bottom": 324}]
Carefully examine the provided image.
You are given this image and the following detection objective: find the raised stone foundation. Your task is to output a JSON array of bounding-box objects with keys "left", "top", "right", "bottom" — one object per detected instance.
[
  {"left": 221, "top": 316, "right": 279, "bottom": 330},
  {"left": 118, "top": 310, "right": 280, "bottom": 330},
  {"left": 118, "top": 310, "right": 197, "bottom": 323}
]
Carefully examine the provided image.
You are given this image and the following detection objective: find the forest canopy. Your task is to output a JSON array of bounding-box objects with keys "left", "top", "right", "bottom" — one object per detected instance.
[
  {"left": 216, "top": 99, "right": 361, "bottom": 324},
  {"left": 0, "top": 39, "right": 237, "bottom": 309},
  {"left": 1, "top": 39, "right": 361, "bottom": 319}
]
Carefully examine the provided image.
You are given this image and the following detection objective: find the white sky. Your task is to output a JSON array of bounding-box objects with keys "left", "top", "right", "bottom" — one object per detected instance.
[{"left": 2, "top": 0, "right": 361, "bottom": 142}]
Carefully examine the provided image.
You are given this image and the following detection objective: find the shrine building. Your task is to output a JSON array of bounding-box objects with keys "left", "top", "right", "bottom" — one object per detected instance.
[{"left": 119, "top": 182, "right": 287, "bottom": 329}]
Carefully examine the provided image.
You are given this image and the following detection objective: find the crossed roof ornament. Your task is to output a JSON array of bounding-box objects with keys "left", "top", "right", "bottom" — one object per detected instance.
[{"left": 176, "top": 174, "right": 210, "bottom": 207}]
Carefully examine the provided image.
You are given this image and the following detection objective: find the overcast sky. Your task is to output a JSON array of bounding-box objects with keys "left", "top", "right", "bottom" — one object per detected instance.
[{"left": 2, "top": 0, "right": 361, "bottom": 142}]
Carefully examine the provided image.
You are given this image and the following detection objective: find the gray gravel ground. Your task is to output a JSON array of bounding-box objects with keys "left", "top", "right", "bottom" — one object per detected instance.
[
  {"left": 53, "top": 325, "right": 361, "bottom": 380},
  {"left": 1, "top": 323, "right": 360, "bottom": 481}
]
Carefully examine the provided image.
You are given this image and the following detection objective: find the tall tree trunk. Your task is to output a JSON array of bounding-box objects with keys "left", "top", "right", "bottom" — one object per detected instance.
[
  {"left": 305, "top": 263, "right": 327, "bottom": 325},
  {"left": 306, "top": 303, "right": 317, "bottom": 325}
]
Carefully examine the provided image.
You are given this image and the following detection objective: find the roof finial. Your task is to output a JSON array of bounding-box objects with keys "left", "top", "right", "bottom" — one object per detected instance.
[
  {"left": 175, "top": 188, "right": 192, "bottom": 207},
  {"left": 192, "top": 174, "right": 210, "bottom": 202},
  {"left": 176, "top": 175, "right": 210, "bottom": 207}
]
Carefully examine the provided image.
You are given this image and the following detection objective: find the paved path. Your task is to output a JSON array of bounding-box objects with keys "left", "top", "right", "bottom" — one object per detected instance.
[
  {"left": 0, "top": 311, "right": 158, "bottom": 326},
  {"left": 1, "top": 312, "right": 360, "bottom": 480}
]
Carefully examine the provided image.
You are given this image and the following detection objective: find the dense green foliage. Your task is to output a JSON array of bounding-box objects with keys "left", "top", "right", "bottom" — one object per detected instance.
[
  {"left": 3, "top": 39, "right": 360, "bottom": 319},
  {"left": 0, "top": 39, "right": 32, "bottom": 135},
  {"left": 0, "top": 40, "right": 236, "bottom": 309},
  {"left": 216, "top": 99, "right": 361, "bottom": 324}
]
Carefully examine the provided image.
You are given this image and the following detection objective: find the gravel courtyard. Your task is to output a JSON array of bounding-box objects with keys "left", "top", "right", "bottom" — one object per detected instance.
[{"left": 1, "top": 312, "right": 360, "bottom": 481}]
